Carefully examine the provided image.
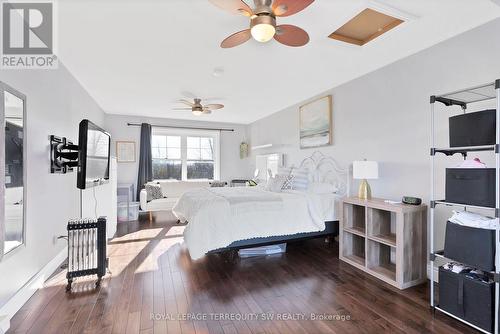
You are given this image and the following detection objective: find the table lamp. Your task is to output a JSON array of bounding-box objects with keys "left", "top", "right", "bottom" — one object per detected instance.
[{"left": 353, "top": 160, "right": 379, "bottom": 200}]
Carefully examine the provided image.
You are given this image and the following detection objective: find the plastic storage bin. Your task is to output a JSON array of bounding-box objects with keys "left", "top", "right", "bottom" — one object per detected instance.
[
  {"left": 238, "top": 243, "right": 287, "bottom": 257},
  {"left": 117, "top": 202, "right": 140, "bottom": 222},
  {"left": 445, "top": 168, "right": 496, "bottom": 207},
  {"left": 439, "top": 266, "right": 495, "bottom": 332},
  {"left": 449, "top": 109, "right": 496, "bottom": 147},
  {"left": 444, "top": 221, "right": 495, "bottom": 271}
]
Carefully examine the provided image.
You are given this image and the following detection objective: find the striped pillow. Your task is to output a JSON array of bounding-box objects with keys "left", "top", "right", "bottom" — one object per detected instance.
[{"left": 279, "top": 167, "right": 310, "bottom": 191}]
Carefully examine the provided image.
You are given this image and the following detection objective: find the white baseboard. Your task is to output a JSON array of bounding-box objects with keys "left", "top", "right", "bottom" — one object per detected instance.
[
  {"left": 0, "top": 246, "right": 67, "bottom": 332},
  {"left": 0, "top": 315, "right": 8, "bottom": 334}
]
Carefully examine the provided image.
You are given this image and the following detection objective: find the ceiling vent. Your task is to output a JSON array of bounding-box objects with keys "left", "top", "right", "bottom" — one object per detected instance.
[{"left": 328, "top": 8, "right": 404, "bottom": 46}]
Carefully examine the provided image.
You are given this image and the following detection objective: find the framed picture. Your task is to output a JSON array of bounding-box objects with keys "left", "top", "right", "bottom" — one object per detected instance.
[
  {"left": 116, "top": 141, "right": 136, "bottom": 163},
  {"left": 299, "top": 95, "right": 332, "bottom": 149}
]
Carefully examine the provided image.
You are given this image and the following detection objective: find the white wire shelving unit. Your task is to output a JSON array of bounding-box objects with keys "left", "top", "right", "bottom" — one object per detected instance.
[{"left": 429, "top": 79, "right": 500, "bottom": 334}]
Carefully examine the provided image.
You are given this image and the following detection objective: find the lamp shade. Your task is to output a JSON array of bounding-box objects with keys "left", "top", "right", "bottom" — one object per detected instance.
[{"left": 353, "top": 160, "right": 379, "bottom": 180}]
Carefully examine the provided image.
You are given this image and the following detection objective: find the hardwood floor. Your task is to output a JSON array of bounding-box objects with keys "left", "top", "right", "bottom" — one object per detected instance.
[{"left": 7, "top": 212, "right": 478, "bottom": 334}]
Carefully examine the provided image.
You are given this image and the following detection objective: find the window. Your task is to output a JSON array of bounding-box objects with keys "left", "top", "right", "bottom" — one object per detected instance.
[
  {"left": 187, "top": 137, "right": 214, "bottom": 180},
  {"left": 152, "top": 129, "right": 220, "bottom": 181},
  {"left": 152, "top": 135, "right": 182, "bottom": 180}
]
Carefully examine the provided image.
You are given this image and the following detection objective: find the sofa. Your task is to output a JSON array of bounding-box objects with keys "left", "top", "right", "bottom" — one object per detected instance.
[{"left": 140, "top": 180, "right": 210, "bottom": 219}]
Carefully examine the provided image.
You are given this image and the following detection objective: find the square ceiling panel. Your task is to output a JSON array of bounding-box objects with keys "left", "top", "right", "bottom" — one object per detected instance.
[{"left": 329, "top": 8, "right": 404, "bottom": 46}]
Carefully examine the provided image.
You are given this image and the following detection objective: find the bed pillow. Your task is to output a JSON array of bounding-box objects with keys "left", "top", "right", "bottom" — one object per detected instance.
[
  {"left": 265, "top": 175, "right": 287, "bottom": 192},
  {"left": 309, "top": 182, "right": 338, "bottom": 194},
  {"left": 145, "top": 183, "right": 164, "bottom": 202},
  {"left": 279, "top": 167, "right": 309, "bottom": 191}
]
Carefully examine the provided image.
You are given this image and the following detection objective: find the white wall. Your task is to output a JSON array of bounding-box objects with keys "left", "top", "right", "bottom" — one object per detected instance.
[
  {"left": 81, "top": 159, "right": 118, "bottom": 238},
  {"left": 104, "top": 114, "right": 252, "bottom": 196},
  {"left": 0, "top": 64, "right": 109, "bottom": 312},
  {"left": 248, "top": 18, "right": 500, "bottom": 251}
]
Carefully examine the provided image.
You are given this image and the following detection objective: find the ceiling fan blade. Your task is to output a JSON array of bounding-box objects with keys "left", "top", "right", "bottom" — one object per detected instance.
[
  {"left": 221, "top": 29, "right": 251, "bottom": 48},
  {"left": 180, "top": 91, "right": 199, "bottom": 99},
  {"left": 274, "top": 25, "right": 309, "bottom": 47},
  {"left": 202, "top": 109, "right": 213, "bottom": 114},
  {"left": 203, "top": 97, "right": 226, "bottom": 102},
  {"left": 204, "top": 104, "right": 224, "bottom": 111},
  {"left": 179, "top": 99, "right": 195, "bottom": 107},
  {"left": 208, "top": 0, "right": 253, "bottom": 16},
  {"left": 272, "top": 0, "right": 314, "bottom": 17}
]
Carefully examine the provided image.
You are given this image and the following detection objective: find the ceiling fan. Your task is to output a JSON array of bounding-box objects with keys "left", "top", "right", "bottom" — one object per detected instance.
[
  {"left": 209, "top": 0, "right": 314, "bottom": 48},
  {"left": 173, "top": 98, "right": 224, "bottom": 116}
]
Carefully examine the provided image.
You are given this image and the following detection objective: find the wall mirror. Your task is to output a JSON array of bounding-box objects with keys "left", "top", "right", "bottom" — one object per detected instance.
[
  {"left": 0, "top": 82, "right": 26, "bottom": 256},
  {"left": 255, "top": 153, "right": 284, "bottom": 182}
]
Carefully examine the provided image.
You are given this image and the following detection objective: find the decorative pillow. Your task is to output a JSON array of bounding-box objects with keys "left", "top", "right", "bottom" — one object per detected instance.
[
  {"left": 281, "top": 174, "right": 294, "bottom": 190},
  {"left": 279, "top": 167, "right": 309, "bottom": 191},
  {"left": 145, "top": 183, "right": 164, "bottom": 202},
  {"left": 308, "top": 182, "right": 338, "bottom": 194}
]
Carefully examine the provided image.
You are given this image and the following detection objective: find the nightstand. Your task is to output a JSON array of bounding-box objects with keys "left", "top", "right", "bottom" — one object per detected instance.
[{"left": 340, "top": 197, "right": 427, "bottom": 289}]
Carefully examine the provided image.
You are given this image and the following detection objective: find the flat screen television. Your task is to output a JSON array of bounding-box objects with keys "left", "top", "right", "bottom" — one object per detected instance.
[{"left": 77, "top": 119, "right": 111, "bottom": 189}]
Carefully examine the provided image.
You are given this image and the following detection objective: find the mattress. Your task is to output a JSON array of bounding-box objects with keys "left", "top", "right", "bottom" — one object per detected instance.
[
  {"left": 317, "top": 193, "right": 341, "bottom": 222},
  {"left": 173, "top": 187, "right": 338, "bottom": 259}
]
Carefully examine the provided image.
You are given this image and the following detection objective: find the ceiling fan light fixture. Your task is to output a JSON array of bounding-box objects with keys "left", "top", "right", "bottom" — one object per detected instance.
[
  {"left": 192, "top": 110, "right": 204, "bottom": 116},
  {"left": 250, "top": 15, "right": 276, "bottom": 43}
]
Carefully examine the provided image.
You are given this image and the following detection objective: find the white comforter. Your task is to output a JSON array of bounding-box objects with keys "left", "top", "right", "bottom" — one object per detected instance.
[{"left": 172, "top": 187, "right": 326, "bottom": 260}]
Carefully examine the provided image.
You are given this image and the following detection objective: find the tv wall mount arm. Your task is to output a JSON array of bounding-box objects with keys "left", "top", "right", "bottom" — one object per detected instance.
[{"left": 50, "top": 135, "right": 79, "bottom": 173}]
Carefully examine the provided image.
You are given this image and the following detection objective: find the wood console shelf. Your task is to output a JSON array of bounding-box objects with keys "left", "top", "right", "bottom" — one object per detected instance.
[{"left": 340, "top": 197, "right": 427, "bottom": 289}]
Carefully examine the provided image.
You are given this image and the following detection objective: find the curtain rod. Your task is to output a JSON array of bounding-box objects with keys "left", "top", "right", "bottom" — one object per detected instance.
[{"left": 127, "top": 122, "right": 234, "bottom": 132}]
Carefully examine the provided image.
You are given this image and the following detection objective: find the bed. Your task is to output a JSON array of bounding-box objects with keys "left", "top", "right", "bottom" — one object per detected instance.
[{"left": 173, "top": 152, "right": 348, "bottom": 260}]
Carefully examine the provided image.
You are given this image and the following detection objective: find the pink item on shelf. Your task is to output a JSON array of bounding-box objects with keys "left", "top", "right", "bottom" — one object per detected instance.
[{"left": 458, "top": 158, "right": 487, "bottom": 168}]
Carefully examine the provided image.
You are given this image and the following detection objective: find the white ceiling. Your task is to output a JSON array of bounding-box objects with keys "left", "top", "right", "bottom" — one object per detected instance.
[{"left": 57, "top": 0, "right": 500, "bottom": 124}]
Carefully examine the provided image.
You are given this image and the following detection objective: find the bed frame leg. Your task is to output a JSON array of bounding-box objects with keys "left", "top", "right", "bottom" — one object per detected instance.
[
  {"left": 149, "top": 211, "right": 153, "bottom": 223},
  {"left": 221, "top": 250, "right": 239, "bottom": 263}
]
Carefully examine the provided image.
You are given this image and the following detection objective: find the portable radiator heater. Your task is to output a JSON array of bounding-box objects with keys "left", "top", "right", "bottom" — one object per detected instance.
[{"left": 66, "top": 217, "right": 108, "bottom": 292}]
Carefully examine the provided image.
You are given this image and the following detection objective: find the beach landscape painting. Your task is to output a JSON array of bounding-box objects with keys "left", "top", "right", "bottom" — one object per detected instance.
[{"left": 299, "top": 95, "right": 332, "bottom": 149}]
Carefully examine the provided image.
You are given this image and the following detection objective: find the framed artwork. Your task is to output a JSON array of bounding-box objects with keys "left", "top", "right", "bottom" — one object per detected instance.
[
  {"left": 299, "top": 95, "right": 332, "bottom": 149},
  {"left": 116, "top": 141, "right": 136, "bottom": 163}
]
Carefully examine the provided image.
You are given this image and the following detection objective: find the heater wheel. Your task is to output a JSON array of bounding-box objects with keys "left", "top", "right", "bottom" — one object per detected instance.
[{"left": 96, "top": 277, "right": 102, "bottom": 288}]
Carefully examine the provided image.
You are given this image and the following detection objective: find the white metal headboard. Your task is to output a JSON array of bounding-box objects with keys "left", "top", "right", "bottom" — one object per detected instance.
[{"left": 297, "top": 151, "right": 349, "bottom": 197}]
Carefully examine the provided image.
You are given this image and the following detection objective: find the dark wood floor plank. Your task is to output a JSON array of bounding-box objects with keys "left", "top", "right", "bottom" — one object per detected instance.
[{"left": 7, "top": 212, "right": 480, "bottom": 334}]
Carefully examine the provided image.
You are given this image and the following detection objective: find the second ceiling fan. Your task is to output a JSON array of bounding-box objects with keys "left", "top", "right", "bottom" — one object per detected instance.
[
  {"left": 209, "top": 0, "right": 314, "bottom": 48},
  {"left": 174, "top": 98, "right": 224, "bottom": 116}
]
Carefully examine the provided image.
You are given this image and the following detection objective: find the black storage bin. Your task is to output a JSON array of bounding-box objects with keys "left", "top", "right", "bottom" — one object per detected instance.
[
  {"left": 444, "top": 221, "right": 495, "bottom": 271},
  {"left": 445, "top": 168, "right": 496, "bottom": 208},
  {"left": 439, "top": 267, "right": 495, "bottom": 332},
  {"left": 449, "top": 109, "right": 496, "bottom": 147}
]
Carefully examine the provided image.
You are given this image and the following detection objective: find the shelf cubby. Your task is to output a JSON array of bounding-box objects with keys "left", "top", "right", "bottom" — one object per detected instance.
[
  {"left": 342, "top": 202, "right": 366, "bottom": 235},
  {"left": 367, "top": 207, "right": 396, "bottom": 247},
  {"left": 367, "top": 240, "right": 396, "bottom": 282},
  {"left": 341, "top": 231, "right": 366, "bottom": 267}
]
